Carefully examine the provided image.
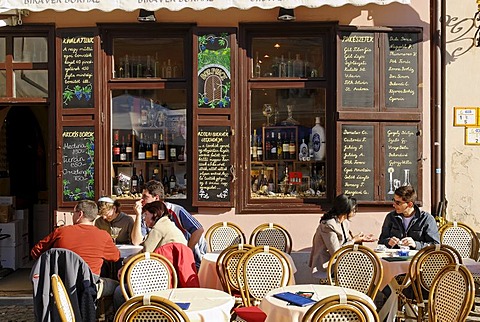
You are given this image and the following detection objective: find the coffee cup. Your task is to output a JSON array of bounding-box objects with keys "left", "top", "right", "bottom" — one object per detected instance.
[
  {"left": 398, "top": 245, "right": 409, "bottom": 256},
  {"left": 376, "top": 244, "right": 386, "bottom": 252}
]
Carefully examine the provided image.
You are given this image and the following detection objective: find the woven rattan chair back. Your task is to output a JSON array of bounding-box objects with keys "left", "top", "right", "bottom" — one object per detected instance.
[
  {"left": 51, "top": 274, "right": 75, "bottom": 322},
  {"left": 215, "top": 243, "right": 254, "bottom": 294},
  {"left": 205, "top": 222, "right": 246, "bottom": 252},
  {"left": 238, "top": 245, "right": 292, "bottom": 307},
  {"left": 120, "top": 252, "right": 178, "bottom": 300},
  {"left": 114, "top": 294, "right": 190, "bottom": 322},
  {"left": 428, "top": 264, "right": 475, "bottom": 322},
  {"left": 249, "top": 223, "right": 293, "bottom": 254},
  {"left": 302, "top": 294, "right": 379, "bottom": 322},
  {"left": 440, "top": 221, "right": 480, "bottom": 260},
  {"left": 327, "top": 244, "right": 383, "bottom": 299}
]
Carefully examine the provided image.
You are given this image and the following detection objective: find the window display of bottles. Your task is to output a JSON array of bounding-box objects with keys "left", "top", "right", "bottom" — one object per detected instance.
[{"left": 114, "top": 54, "right": 182, "bottom": 79}]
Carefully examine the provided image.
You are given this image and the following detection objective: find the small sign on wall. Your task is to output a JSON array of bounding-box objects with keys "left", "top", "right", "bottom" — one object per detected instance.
[
  {"left": 465, "top": 127, "right": 480, "bottom": 145},
  {"left": 454, "top": 107, "right": 477, "bottom": 126}
]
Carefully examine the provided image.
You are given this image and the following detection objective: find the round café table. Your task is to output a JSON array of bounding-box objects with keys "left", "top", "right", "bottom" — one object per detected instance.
[
  {"left": 198, "top": 250, "right": 298, "bottom": 290},
  {"left": 259, "top": 284, "right": 376, "bottom": 322},
  {"left": 153, "top": 287, "right": 235, "bottom": 322}
]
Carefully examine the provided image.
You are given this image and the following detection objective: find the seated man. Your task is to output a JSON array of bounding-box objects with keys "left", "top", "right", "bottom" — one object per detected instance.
[
  {"left": 31, "top": 200, "right": 120, "bottom": 298},
  {"left": 131, "top": 180, "right": 207, "bottom": 269},
  {"left": 379, "top": 185, "right": 440, "bottom": 249}
]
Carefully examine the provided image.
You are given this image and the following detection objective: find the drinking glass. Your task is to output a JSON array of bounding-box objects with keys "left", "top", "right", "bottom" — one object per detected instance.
[
  {"left": 262, "top": 104, "right": 273, "bottom": 126},
  {"left": 110, "top": 227, "right": 121, "bottom": 243}
]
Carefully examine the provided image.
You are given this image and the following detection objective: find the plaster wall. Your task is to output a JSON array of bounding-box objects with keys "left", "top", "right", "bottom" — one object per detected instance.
[{"left": 444, "top": 2, "right": 480, "bottom": 231}]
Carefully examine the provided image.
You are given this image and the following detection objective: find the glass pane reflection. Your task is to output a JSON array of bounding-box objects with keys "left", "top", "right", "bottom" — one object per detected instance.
[
  {"left": 14, "top": 70, "right": 48, "bottom": 98},
  {"left": 0, "top": 38, "right": 5, "bottom": 63},
  {"left": 14, "top": 37, "right": 48, "bottom": 63}
]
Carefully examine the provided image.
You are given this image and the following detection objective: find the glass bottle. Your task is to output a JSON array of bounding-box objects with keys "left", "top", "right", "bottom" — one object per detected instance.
[
  {"left": 254, "top": 51, "right": 261, "bottom": 77},
  {"left": 112, "top": 130, "right": 120, "bottom": 162},
  {"left": 137, "top": 133, "right": 146, "bottom": 160},
  {"left": 124, "top": 54, "right": 130, "bottom": 78},
  {"left": 287, "top": 52, "right": 293, "bottom": 77},
  {"left": 282, "top": 132, "right": 289, "bottom": 160},
  {"left": 152, "top": 167, "right": 159, "bottom": 181},
  {"left": 312, "top": 117, "right": 326, "bottom": 161},
  {"left": 144, "top": 55, "right": 154, "bottom": 77},
  {"left": 158, "top": 132, "right": 166, "bottom": 160},
  {"left": 145, "top": 135, "right": 153, "bottom": 160},
  {"left": 117, "top": 57, "right": 124, "bottom": 78},
  {"left": 270, "top": 132, "right": 277, "bottom": 160},
  {"left": 169, "top": 132, "right": 177, "bottom": 162},
  {"left": 265, "top": 133, "right": 271, "bottom": 160},
  {"left": 152, "top": 133, "right": 159, "bottom": 159},
  {"left": 277, "top": 132, "right": 283, "bottom": 160},
  {"left": 140, "top": 101, "right": 148, "bottom": 127},
  {"left": 299, "top": 138, "right": 308, "bottom": 161},
  {"left": 131, "top": 168, "right": 139, "bottom": 194},
  {"left": 119, "top": 135, "right": 127, "bottom": 162},
  {"left": 138, "top": 170, "right": 145, "bottom": 191},
  {"left": 289, "top": 132, "right": 296, "bottom": 160},
  {"left": 278, "top": 55, "right": 287, "bottom": 77},
  {"left": 166, "top": 59, "right": 172, "bottom": 78},
  {"left": 293, "top": 54, "right": 304, "bottom": 77},
  {"left": 163, "top": 169, "right": 170, "bottom": 194},
  {"left": 252, "top": 129, "right": 258, "bottom": 162},
  {"left": 304, "top": 53, "right": 311, "bottom": 78},
  {"left": 257, "top": 135, "right": 263, "bottom": 162},
  {"left": 126, "top": 134, "right": 133, "bottom": 162},
  {"left": 148, "top": 99, "right": 157, "bottom": 127},
  {"left": 154, "top": 52, "right": 160, "bottom": 78},
  {"left": 169, "top": 167, "right": 177, "bottom": 192},
  {"left": 136, "top": 56, "right": 143, "bottom": 78},
  {"left": 403, "top": 169, "right": 411, "bottom": 186}
]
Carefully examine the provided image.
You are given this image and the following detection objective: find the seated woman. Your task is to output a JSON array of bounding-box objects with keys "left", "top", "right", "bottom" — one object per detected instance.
[
  {"left": 141, "top": 201, "right": 187, "bottom": 252},
  {"left": 309, "top": 194, "right": 376, "bottom": 280},
  {"left": 95, "top": 196, "right": 133, "bottom": 245}
]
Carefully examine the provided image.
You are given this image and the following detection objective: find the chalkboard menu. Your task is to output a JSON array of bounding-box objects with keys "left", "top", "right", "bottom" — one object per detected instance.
[
  {"left": 385, "top": 32, "right": 418, "bottom": 108},
  {"left": 62, "top": 126, "right": 95, "bottom": 201},
  {"left": 196, "top": 126, "right": 231, "bottom": 203},
  {"left": 340, "top": 32, "right": 375, "bottom": 108},
  {"left": 341, "top": 125, "right": 374, "bottom": 200},
  {"left": 384, "top": 125, "right": 418, "bottom": 196},
  {"left": 61, "top": 31, "right": 95, "bottom": 108}
]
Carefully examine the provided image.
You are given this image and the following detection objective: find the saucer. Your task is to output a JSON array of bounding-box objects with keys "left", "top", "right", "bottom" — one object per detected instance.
[{"left": 374, "top": 248, "right": 386, "bottom": 253}]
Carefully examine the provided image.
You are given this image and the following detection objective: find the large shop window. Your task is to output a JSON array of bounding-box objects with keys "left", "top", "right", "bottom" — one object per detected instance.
[
  {"left": 336, "top": 28, "right": 423, "bottom": 204},
  {"left": 101, "top": 24, "right": 192, "bottom": 207},
  {"left": 239, "top": 24, "right": 336, "bottom": 213}
]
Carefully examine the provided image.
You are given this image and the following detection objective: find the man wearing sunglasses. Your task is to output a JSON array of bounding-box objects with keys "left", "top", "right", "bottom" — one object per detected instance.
[{"left": 378, "top": 185, "right": 439, "bottom": 249}]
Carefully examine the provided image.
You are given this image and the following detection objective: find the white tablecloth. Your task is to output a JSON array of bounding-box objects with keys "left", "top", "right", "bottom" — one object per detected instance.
[
  {"left": 153, "top": 288, "right": 235, "bottom": 322},
  {"left": 116, "top": 244, "right": 143, "bottom": 258},
  {"left": 198, "top": 251, "right": 297, "bottom": 290},
  {"left": 259, "top": 284, "right": 376, "bottom": 322}
]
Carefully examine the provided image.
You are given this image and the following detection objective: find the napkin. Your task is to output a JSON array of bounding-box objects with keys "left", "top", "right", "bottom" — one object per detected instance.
[
  {"left": 273, "top": 292, "right": 316, "bottom": 307},
  {"left": 175, "top": 302, "right": 190, "bottom": 310}
]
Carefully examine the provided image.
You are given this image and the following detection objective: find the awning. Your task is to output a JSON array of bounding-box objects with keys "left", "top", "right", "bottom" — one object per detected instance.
[{"left": 0, "top": 0, "right": 410, "bottom": 13}]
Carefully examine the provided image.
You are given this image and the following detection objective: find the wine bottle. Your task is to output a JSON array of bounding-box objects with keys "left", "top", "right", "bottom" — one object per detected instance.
[
  {"left": 169, "top": 132, "right": 177, "bottom": 162},
  {"left": 146, "top": 135, "right": 153, "bottom": 160},
  {"left": 279, "top": 55, "right": 287, "bottom": 77},
  {"left": 137, "top": 133, "right": 146, "bottom": 160},
  {"left": 265, "top": 133, "right": 271, "bottom": 160},
  {"left": 289, "top": 132, "right": 296, "bottom": 160},
  {"left": 140, "top": 101, "right": 148, "bottom": 127},
  {"left": 152, "top": 133, "right": 159, "bottom": 159},
  {"left": 138, "top": 170, "right": 145, "bottom": 191},
  {"left": 131, "top": 167, "right": 139, "bottom": 194},
  {"left": 158, "top": 132, "right": 166, "bottom": 160},
  {"left": 145, "top": 55, "right": 154, "bottom": 77},
  {"left": 270, "top": 131, "right": 277, "bottom": 160},
  {"left": 256, "top": 135, "right": 263, "bottom": 161},
  {"left": 312, "top": 116, "right": 326, "bottom": 161},
  {"left": 112, "top": 130, "right": 120, "bottom": 162},
  {"left": 293, "top": 54, "right": 304, "bottom": 77},
  {"left": 163, "top": 169, "right": 170, "bottom": 194},
  {"left": 169, "top": 167, "right": 177, "bottom": 192},
  {"left": 277, "top": 132, "right": 283, "bottom": 160},
  {"left": 126, "top": 134, "right": 133, "bottom": 161},
  {"left": 287, "top": 52, "right": 293, "bottom": 77},
  {"left": 120, "top": 135, "right": 127, "bottom": 161},
  {"left": 255, "top": 51, "right": 261, "bottom": 77},
  {"left": 282, "top": 132, "right": 289, "bottom": 160},
  {"left": 152, "top": 167, "right": 159, "bottom": 181},
  {"left": 124, "top": 54, "right": 131, "bottom": 78},
  {"left": 166, "top": 59, "right": 172, "bottom": 78}
]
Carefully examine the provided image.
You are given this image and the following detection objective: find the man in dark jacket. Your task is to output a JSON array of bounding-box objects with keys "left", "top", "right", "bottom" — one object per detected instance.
[{"left": 379, "top": 185, "right": 440, "bottom": 249}]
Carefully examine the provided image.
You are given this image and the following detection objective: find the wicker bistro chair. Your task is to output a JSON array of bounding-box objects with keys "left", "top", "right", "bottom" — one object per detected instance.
[
  {"left": 302, "top": 294, "right": 380, "bottom": 322},
  {"left": 114, "top": 294, "right": 190, "bottom": 322},
  {"left": 120, "top": 252, "right": 178, "bottom": 301},
  {"left": 428, "top": 264, "right": 475, "bottom": 322},
  {"left": 232, "top": 246, "right": 292, "bottom": 322},
  {"left": 439, "top": 221, "right": 480, "bottom": 260},
  {"left": 249, "top": 223, "right": 293, "bottom": 254},
  {"left": 215, "top": 243, "right": 254, "bottom": 298},
  {"left": 205, "top": 222, "right": 246, "bottom": 252},
  {"left": 326, "top": 244, "right": 383, "bottom": 300},
  {"left": 395, "top": 244, "right": 459, "bottom": 322},
  {"left": 51, "top": 274, "right": 75, "bottom": 322}
]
